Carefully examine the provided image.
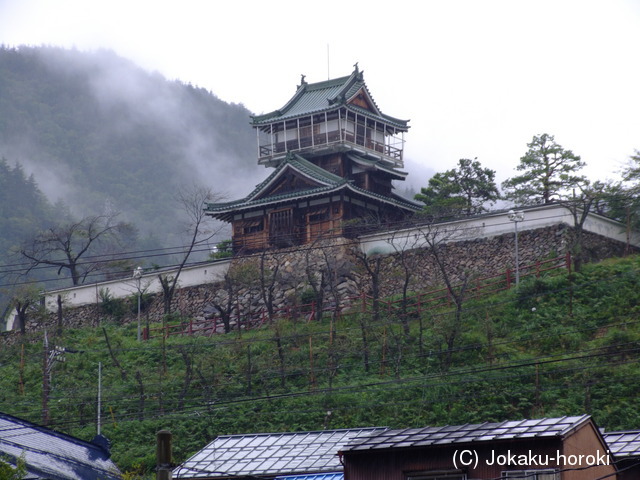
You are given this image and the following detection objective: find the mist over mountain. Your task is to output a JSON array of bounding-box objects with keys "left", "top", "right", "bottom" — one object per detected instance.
[{"left": 0, "top": 45, "right": 264, "bottom": 249}]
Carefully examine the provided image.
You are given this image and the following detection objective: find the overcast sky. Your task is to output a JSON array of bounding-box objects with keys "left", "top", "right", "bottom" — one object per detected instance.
[{"left": 1, "top": 0, "right": 639, "bottom": 194}]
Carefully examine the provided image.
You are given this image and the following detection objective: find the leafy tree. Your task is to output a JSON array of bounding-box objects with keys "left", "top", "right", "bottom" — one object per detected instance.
[
  {"left": 559, "top": 180, "right": 609, "bottom": 272},
  {"left": 502, "top": 133, "right": 587, "bottom": 205},
  {"left": 606, "top": 150, "right": 640, "bottom": 229},
  {"left": 19, "top": 213, "right": 136, "bottom": 286},
  {"left": 0, "top": 454, "right": 27, "bottom": 480},
  {"left": 209, "top": 239, "right": 233, "bottom": 259},
  {"left": 415, "top": 158, "right": 499, "bottom": 216}
]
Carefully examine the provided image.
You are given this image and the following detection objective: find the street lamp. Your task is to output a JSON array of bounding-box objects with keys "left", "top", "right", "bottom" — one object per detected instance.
[
  {"left": 133, "top": 266, "right": 143, "bottom": 341},
  {"left": 508, "top": 209, "right": 525, "bottom": 285}
]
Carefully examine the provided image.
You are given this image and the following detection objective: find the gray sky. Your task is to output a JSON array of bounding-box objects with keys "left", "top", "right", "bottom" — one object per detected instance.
[{"left": 1, "top": 0, "right": 639, "bottom": 194}]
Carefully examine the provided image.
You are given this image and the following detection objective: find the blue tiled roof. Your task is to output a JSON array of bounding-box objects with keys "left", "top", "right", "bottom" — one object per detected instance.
[
  {"left": 276, "top": 473, "right": 343, "bottom": 480},
  {"left": 0, "top": 412, "right": 121, "bottom": 480}
]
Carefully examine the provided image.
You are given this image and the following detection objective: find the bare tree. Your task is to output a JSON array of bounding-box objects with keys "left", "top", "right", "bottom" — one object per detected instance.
[
  {"left": 7, "top": 283, "right": 42, "bottom": 335},
  {"left": 385, "top": 228, "right": 423, "bottom": 336},
  {"left": 415, "top": 220, "right": 478, "bottom": 370},
  {"left": 353, "top": 248, "right": 383, "bottom": 323},
  {"left": 210, "top": 272, "right": 236, "bottom": 333},
  {"left": 20, "top": 213, "right": 135, "bottom": 286},
  {"left": 158, "top": 185, "right": 224, "bottom": 315},
  {"left": 258, "top": 250, "right": 281, "bottom": 323}
]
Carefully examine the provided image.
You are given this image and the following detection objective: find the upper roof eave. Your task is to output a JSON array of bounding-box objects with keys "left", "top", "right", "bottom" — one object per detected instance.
[{"left": 250, "top": 66, "right": 408, "bottom": 129}]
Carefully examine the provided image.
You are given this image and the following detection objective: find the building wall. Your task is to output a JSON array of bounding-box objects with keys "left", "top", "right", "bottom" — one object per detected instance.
[
  {"left": 343, "top": 434, "right": 615, "bottom": 480},
  {"left": 562, "top": 423, "right": 616, "bottom": 480},
  {"left": 343, "top": 439, "right": 569, "bottom": 480}
]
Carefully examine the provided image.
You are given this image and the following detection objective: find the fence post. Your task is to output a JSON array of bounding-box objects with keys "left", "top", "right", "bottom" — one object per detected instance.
[
  {"left": 506, "top": 268, "right": 512, "bottom": 289},
  {"left": 565, "top": 251, "right": 572, "bottom": 274}
]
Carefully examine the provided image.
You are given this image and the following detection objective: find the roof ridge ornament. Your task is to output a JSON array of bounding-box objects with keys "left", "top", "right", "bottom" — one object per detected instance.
[
  {"left": 298, "top": 74, "right": 307, "bottom": 89},
  {"left": 353, "top": 62, "right": 364, "bottom": 81}
]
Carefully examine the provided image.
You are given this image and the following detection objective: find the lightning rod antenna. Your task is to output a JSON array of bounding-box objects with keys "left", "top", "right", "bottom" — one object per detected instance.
[{"left": 327, "top": 44, "right": 330, "bottom": 79}]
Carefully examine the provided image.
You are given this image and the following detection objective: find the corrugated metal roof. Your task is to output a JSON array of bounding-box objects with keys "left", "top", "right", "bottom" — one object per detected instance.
[
  {"left": 173, "top": 428, "right": 386, "bottom": 479},
  {"left": 341, "top": 416, "right": 592, "bottom": 452},
  {"left": 0, "top": 412, "right": 121, "bottom": 480},
  {"left": 604, "top": 430, "right": 640, "bottom": 458}
]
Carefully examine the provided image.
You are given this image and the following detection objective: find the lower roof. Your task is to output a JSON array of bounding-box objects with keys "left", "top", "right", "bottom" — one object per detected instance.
[
  {"left": 205, "top": 153, "right": 420, "bottom": 222},
  {"left": 173, "top": 428, "right": 386, "bottom": 479},
  {"left": 604, "top": 430, "right": 640, "bottom": 458}
]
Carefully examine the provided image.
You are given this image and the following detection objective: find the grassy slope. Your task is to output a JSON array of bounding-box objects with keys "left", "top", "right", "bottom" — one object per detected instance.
[{"left": 1, "top": 254, "right": 640, "bottom": 476}]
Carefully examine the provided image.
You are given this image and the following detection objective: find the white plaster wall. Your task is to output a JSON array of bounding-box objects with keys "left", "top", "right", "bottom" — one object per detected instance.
[
  {"left": 42, "top": 259, "right": 231, "bottom": 312},
  {"left": 358, "top": 204, "right": 640, "bottom": 256}
]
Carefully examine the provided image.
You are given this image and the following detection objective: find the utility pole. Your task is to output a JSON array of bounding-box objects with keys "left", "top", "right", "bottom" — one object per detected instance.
[
  {"left": 97, "top": 362, "right": 102, "bottom": 435},
  {"left": 157, "top": 430, "right": 173, "bottom": 480},
  {"left": 42, "top": 331, "right": 79, "bottom": 426},
  {"left": 42, "top": 331, "right": 50, "bottom": 425}
]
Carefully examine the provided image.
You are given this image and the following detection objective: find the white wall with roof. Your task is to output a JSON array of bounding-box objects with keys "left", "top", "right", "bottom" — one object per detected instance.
[
  {"left": 40, "top": 259, "right": 231, "bottom": 313},
  {"left": 358, "top": 204, "right": 639, "bottom": 256}
]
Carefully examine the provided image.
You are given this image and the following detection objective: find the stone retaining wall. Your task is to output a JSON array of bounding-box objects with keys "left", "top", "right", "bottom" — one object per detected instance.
[{"left": 3, "top": 224, "right": 632, "bottom": 345}]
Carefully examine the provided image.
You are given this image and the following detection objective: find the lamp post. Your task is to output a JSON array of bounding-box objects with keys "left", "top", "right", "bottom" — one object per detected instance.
[
  {"left": 133, "top": 266, "right": 143, "bottom": 341},
  {"left": 508, "top": 210, "right": 525, "bottom": 285}
]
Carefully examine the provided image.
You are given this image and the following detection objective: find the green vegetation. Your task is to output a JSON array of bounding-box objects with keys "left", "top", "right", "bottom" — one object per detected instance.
[
  {"left": 1, "top": 255, "right": 640, "bottom": 477},
  {"left": 0, "top": 454, "right": 26, "bottom": 480}
]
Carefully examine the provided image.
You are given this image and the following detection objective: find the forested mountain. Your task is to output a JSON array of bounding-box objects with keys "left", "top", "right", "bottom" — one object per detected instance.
[
  {"left": 0, "top": 45, "right": 262, "bottom": 249},
  {"left": 0, "top": 158, "right": 56, "bottom": 257}
]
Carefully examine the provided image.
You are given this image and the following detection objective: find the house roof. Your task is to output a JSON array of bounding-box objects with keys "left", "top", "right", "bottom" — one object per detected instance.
[
  {"left": 173, "top": 427, "right": 386, "bottom": 479},
  {"left": 204, "top": 153, "right": 420, "bottom": 221},
  {"left": 340, "top": 415, "right": 593, "bottom": 452},
  {"left": 0, "top": 411, "right": 121, "bottom": 480},
  {"left": 275, "top": 473, "right": 343, "bottom": 480},
  {"left": 250, "top": 66, "right": 408, "bottom": 130},
  {"left": 604, "top": 430, "right": 640, "bottom": 458}
]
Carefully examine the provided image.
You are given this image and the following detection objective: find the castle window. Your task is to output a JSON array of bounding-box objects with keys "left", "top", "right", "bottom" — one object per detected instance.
[{"left": 243, "top": 219, "right": 264, "bottom": 234}]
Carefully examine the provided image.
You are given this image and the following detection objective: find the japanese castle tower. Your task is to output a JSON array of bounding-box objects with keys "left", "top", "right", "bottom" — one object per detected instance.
[{"left": 206, "top": 65, "right": 420, "bottom": 252}]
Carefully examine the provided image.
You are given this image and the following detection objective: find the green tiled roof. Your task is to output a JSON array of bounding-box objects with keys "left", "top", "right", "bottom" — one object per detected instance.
[
  {"left": 205, "top": 153, "right": 420, "bottom": 218},
  {"left": 346, "top": 153, "right": 408, "bottom": 180},
  {"left": 251, "top": 66, "right": 408, "bottom": 129}
]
